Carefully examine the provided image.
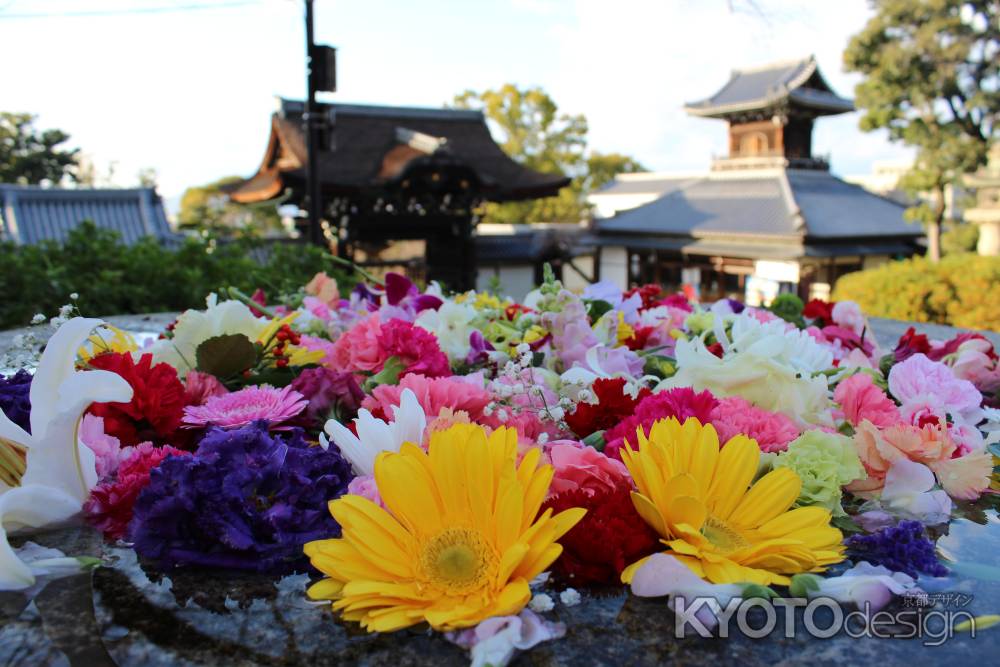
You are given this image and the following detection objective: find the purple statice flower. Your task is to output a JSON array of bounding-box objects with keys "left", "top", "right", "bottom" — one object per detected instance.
[
  {"left": 845, "top": 521, "right": 948, "bottom": 579},
  {"left": 0, "top": 370, "right": 32, "bottom": 433},
  {"left": 290, "top": 367, "right": 365, "bottom": 424},
  {"left": 130, "top": 421, "right": 353, "bottom": 573}
]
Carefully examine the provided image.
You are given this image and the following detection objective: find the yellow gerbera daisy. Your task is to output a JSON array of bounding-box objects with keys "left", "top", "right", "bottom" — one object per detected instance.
[
  {"left": 304, "top": 423, "right": 586, "bottom": 632},
  {"left": 620, "top": 417, "right": 844, "bottom": 586}
]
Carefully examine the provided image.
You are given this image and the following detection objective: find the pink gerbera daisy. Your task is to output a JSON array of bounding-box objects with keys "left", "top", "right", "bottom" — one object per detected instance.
[{"left": 181, "top": 385, "right": 308, "bottom": 430}]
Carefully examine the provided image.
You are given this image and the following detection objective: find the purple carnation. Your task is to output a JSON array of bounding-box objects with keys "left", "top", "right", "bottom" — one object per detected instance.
[
  {"left": 846, "top": 521, "right": 948, "bottom": 579},
  {"left": 289, "top": 367, "right": 365, "bottom": 425},
  {"left": 130, "top": 421, "right": 353, "bottom": 573},
  {"left": 0, "top": 370, "right": 32, "bottom": 433}
]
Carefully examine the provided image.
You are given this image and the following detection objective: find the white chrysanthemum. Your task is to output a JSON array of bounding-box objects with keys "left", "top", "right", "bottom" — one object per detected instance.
[
  {"left": 414, "top": 301, "right": 478, "bottom": 361},
  {"left": 658, "top": 313, "right": 834, "bottom": 427}
]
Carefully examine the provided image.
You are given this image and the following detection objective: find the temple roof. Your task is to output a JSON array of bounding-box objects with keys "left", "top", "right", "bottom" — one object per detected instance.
[
  {"left": 230, "top": 99, "right": 570, "bottom": 204},
  {"left": 592, "top": 168, "right": 923, "bottom": 257},
  {"left": 684, "top": 56, "right": 854, "bottom": 118},
  {"left": 0, "top": 185, "right": 175, "bottom": 245}
]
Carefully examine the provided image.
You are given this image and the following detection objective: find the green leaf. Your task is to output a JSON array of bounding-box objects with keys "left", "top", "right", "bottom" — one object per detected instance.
[
  {"left": 643, "top": 355, "right": 676, "bottom": 379},
  {"left": 585, "top": 299, "right": 613, "bottom": 322},
  {"left": 195, "top": 333, "right": 257, "bottom": 378},
  {"left": 582, "top": 430, "right": 606, "bottom": 451},
  {"left": 832, "top": 515, "right": 863, "bottom": 534},
  {"left": 367, "top": 356, "right": 406, "bottom": 389},
  {"left": 740, "top": 583, "right": 778, "bottom": 600},
  {"left": 788, "top": 573, "right": 822, "bottom": 598}
]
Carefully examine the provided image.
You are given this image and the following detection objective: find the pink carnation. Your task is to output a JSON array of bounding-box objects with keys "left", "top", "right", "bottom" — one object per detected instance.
[
  {"left": 888, "top": 353, "right": 983, "bottom": 426},
  {"left": 834, "top": 373, "right": 900, "bottom": 429},
  {"left": 183, "top": 370, "right": 228, "bottom": 407},
  {"left": 330, "top": 314, "right": 386, "bottom": 373},
  {"left": 181, "top": 385, "right": 308, "bottom": 430},
  {"left": 363, "top": 373, "right": 491, "bottom": 421},
  {"left": 84, "top": 442, "right": 190, "bottom": 540},
  {"left": 710, "top": 396, "right": 800, "bottom": 453},
  {"left": 79, "top": 413, "right": 125, "bottom": 479},
  {"left": 299, "top": 334, "right": 339, "bottom": 370},
  {"left": 548, "top": 443, "right": 629, "bottom": 498},
  {"left": 604, "top": 388, "right": 719, "bottom": 460},
  {"left": 377, "top": 318, "right": 451, "bottom": 378}
]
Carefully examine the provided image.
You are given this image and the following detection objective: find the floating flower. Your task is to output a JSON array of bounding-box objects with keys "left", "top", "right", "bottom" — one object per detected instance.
[
  {"left": 88, "top": 352, "right": 186, "bottom": 447},
  {"left": 564, "top": 377, "right": 651, "bottom": 439},
  {"left": 363, "top": 373, "right": 491, "bottom": 423},
  {"left": 149, "top": 296, "right": 268, "bottom": 375},
  {"left": 662, "top": 314, "right": 834, "bottom": 427},
  {"left": 84, "top": 442, "right": 189, "bottom": 540},
  {"left": 183, "top": 370, "right": 228, "bottom": 407},
  {"left": 304, "top": 423, "right": 586, "bottom": 632},
  {"left": 603, "top": 387, "right": 718, "bottom": 460},
  {"left": 181, "top": 385, "right": 307, "bottom": 431},
  {"left": 799, "top": 562, "right": 920, "bottom": 612},
  {"left": 0, "top": 370, "right": 32, "bottom": 434},
  {"left": 131, "top": 422, "right": 352, "bottom": 573},
  {"left": 834, "top": 373, "right": 899, "bottom": 428},
  {"left": 290, "top": 367, "right": 365, "bottom": 425},
  {"left": 710, "top": 396, "right": 800, "bottom": 453},
  {"left": 0, "top": 318, "right": 133, "bottom": 590},
  {"left": 888, "top": 353, "right": 983, "bottom": 427},
  {"left": 543, "top": 479, "right": 659, "bottom": 585},
  {"left": 377, "top": 318, "right": 452, "bottom": 378},
  {"left": 445, "top": 609, "right": 565, "bottom": 667},
  {"left": 548, "top": 443, "right": 630, "bottom": 498},
  {"left": 323, "top": 387, "right": 426, "bottom": 475},
  {"left": 619, "top": 418, "right": 844, "bottom": 586},
  {"left": 845, "top": 521, "right": 948, "bottom": 578},
  {"left": 771, "top": 430, "right": 866, "bottom": 515},
  {"left": 875, "top": 457, "right": 952, "bottom": 524}
]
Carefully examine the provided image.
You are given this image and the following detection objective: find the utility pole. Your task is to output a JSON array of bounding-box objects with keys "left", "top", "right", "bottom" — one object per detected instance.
[{"left": 304, "top": 0, "right": 323, "bottom": 246}]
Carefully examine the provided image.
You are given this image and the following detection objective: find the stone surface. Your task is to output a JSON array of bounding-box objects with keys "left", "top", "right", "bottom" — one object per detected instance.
[{"left": 2, "top": 514, "right": 1000, "bottom": 666}]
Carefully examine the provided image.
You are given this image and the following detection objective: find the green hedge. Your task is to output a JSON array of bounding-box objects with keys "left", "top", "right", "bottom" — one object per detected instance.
[
  {"left": 833, "top": 254, "right": 1000, "bottom": 331},
  {"left": 0, "top": 222, "right": 353, "bottom": 329}
]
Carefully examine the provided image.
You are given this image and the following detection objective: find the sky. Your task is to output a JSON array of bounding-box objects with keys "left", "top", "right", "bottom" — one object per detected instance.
[{"left": 0, "top": 0, "right": 913, "bottom": 211}]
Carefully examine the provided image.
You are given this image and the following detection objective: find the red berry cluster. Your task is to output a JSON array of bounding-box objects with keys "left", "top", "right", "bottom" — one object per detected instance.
[{"left": 271, "top": 324, "right": 302, "bottom": 368}]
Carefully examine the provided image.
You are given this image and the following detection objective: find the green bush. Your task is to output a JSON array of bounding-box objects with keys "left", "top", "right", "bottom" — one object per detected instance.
[
  {"left": 0, "top": 222, "right": 354, "bottom": 329},
  {"left": 833, "top": 254, "right": 1000, "bottom": 331},
  {"left": 941, "top": 222, "right": 979, "bottom": 255}
]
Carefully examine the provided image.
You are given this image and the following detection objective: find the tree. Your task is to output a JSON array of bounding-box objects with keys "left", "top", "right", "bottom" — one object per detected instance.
[
  {"left": 844, "top": 0, "right": 999, "bottom": 262},
  {"left": 453, "top": 85, "right": 644, "bottom": 224},
  {"left": 0, "top": 112, "right": 79, "bottom": 185},
  {"left": 179, "top": 176, "right": 283, "bottom": 237}
]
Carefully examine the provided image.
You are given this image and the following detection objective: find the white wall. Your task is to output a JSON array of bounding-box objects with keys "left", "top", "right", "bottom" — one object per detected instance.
[
  {"left": 477, "top": 264, "right": 537, "bottom": 302},
  {"left": 599, "top": 246, "right": 629, "bottom": 290}
]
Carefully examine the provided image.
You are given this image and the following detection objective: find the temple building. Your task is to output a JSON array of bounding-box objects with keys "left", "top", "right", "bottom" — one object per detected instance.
[
  {"left": 587, "top": 56, "right": 924, "bottom": 304},
  {"left": 229, "top": 99, "right": 568, "bottom": 291}
]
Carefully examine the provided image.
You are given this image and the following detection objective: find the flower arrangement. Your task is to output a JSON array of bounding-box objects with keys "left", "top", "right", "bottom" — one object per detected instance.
[{"left": 1, "top": 270, "right": 998, "bottom": 664}]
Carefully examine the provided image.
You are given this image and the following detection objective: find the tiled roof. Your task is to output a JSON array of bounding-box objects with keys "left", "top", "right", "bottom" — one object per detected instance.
[
  {"left": 594, "top": 168, "right": 923, "bottom": 252},
  {"left": 684, "top": 56, "right": 853, "bottom": 118},
  {"left": 0, "top": 185, "right": 175, "bottom": 245},
  {"left": 230, "top": 99, "right": 570, "bottom": 204}
]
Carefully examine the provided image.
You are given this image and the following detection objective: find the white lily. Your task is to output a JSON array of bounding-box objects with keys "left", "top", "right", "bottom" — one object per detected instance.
[
  {"left": 0, "top": 318, "right": 133, "bottom": 590},
  {"left": 321, "top": 388, "right": 426, "bottom": 475}
]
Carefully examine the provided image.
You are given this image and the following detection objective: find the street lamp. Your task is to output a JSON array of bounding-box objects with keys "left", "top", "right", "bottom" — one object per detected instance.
[{"left": 303, "top": 0, "right": 336, "bottom": 249}]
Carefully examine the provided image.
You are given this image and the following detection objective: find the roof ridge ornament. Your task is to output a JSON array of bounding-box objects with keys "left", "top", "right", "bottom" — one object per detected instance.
[{"left": 395, "top": 127, "right": 448, "bottom": 155}]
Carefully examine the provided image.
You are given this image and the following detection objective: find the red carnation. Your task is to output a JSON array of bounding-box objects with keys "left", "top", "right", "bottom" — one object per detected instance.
[
  {"left": 565, "top": 378, "right": 651, "bottom": 438},
  {"left": 623, "top": 325, "right": 655, "bottom": 352},
  {"left": 625, "top": 284, "right": 664, "bottom": 310},
  {"left": 84, "top": 443, "right": 190, "bottom": 540},
  {"left": 803, "top": 299, "right": 835, "bottom": 326},
  {"left": 88, "top": 353, "right": 186, "bottom": 447},
  {"left": 542, "top": 480, "right": 660, "bottom": 586},
  {"left": 893, "top": 326, "right": 931, "bottom": 363}
]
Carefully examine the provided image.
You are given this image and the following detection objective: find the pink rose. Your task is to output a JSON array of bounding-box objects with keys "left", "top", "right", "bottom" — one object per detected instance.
[{"left": 548, "top": 443, "right": 629, "bottom": 498}]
